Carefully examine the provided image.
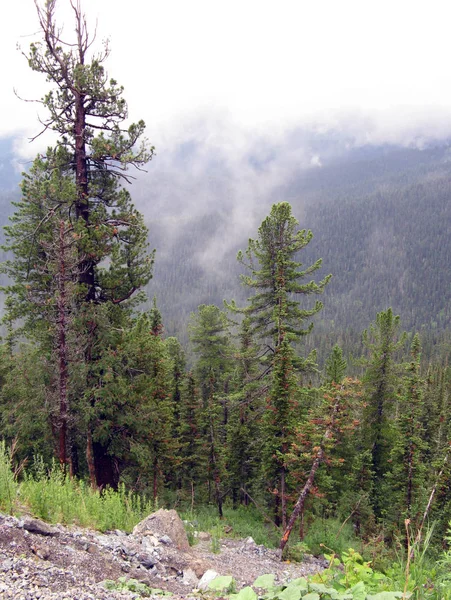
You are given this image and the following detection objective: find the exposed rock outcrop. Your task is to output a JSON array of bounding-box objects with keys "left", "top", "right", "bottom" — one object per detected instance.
[{"left": 0, "top": 510, "right": 325, "bottom": 599}]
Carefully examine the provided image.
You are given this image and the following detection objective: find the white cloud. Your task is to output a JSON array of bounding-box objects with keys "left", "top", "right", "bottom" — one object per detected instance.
[{"left": 3, "top": 0, "right": 451, "bottom": 149}]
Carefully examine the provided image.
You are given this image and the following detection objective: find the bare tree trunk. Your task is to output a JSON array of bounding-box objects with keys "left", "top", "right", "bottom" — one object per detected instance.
[
  {"left": 86, "top": 430, "right": 97, "bottom": 489},
  {"left": 281, "top": 466, "right": 287, "bottom": 530},
  {"left": 57, "top": 220, "right": 69, "bottom": 469},
  {"left": 279, "top": 445, "right": 325, "bottom": 552},
  {"left": 153, "top": 455, "right": 158, "bottom": 502},
  {"left": 279, "top": 392, "right": 341, "bottom": 553}
]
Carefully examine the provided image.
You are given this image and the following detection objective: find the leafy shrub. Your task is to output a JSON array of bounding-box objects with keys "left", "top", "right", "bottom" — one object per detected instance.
[
  {"left": 209, "top": 571, "right": 405, "bottom": 600},
  {"left": 103, "top": 577, "right": 172, "bottom": 596}
]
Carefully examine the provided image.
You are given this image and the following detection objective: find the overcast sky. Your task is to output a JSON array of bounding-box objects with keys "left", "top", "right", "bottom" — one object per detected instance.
[{"left": 3, "top": 0, "right": 451, "bottom": 155}]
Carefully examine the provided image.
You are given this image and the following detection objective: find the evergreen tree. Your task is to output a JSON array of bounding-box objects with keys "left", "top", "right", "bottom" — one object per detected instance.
[
  {"left": 174, "top": 371, "right": 203, "bottom": 500},
  {"left": 262, "top": 336, "right": 300, "bottom": 526},
  {"left": 0, "top": 344, "right": 54, "bottom": 464},
  {"left": 362, "top": 308, "right": 406, "bottom": 519},
  {"left": 280, "top": 378, "right": 362, "bottom": 551},
  {"left": 387, "top": 334, "right": 427, "bottom": 538},
  {"left": 325, "top": 344, "right": 347, "bottom": 385},
  {"left": 150, "top": 297, "right": 164, "bottom": 337},
  {"left": 229, "top": 202, "right": 330, "bottom": 355},
  {"left": 421, "top": 364, "right": 451, "bottom": 535},
  {"left": 227, "top": 317, "right": 264, "bottom": 507},
  {"left": 2, "top": 1, "right": 154, "bottom": 481},
  {"left": 189, "top": 304, "right": 233, "bottom": 515},
  {"left": 95, "top": 313, "right": 175, "bottom": 496},
  {"left": 229, "top": 202, "right": 330, "bottom": 525}
]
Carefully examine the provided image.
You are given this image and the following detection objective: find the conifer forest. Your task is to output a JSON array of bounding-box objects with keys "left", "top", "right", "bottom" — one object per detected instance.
[{"left": 1, "top": 0, "right": 451, "bottom": 565}]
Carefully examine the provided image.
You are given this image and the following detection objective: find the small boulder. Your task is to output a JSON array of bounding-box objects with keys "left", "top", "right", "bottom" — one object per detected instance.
[
  {"left": 137, "top": 553, "right": 158, "bottom": 569},
  {"left": 20, "top": 518, "right": 58, "bottom": 537},
  {"left": 182, "top": 567, "right": 199, "bottom": 586},
  {"left": 133, "top": 509, "right": 189, "bottom": 551},
  {"left": 198, "top": 569, "right": 219, "bottom": 591}
]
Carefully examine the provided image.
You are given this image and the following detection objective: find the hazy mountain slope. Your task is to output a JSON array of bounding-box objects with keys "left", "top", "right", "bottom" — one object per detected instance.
[
  {"left": 0, "top": 133, "right": 450, "bottom": 350},
  {"left": 144, "top": 143, "right": 451, "bottom": 344}
]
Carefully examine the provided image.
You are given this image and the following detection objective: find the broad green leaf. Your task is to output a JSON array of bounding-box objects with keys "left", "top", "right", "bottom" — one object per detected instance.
[
  {"left": 289, "top": 578, "right": 308, "bottom": 590},
  {"left": 278, "top": 584, "right": 304, "bottom": 600},
  {"left": 348, "top": 581, "right": 366, "bottom": 600},
  {"left": 264, "top": 585, "right": 285, "bottom": 599},
  {"left": 309, "top": 583, "right": 337, "bottom": 595},
  {"left": 367, "top": 593, "right": 405, "bottom": 600},
  {"left": 232, "top": 586, "right": 258, "bottom": 600},
  {"left": 209, "top": 576, "right": 235, "bottom": 592},
  {"left": 253, "top": 574, "right": 276, "bottom": 589},
  {"left": 302, "top": 594, "right": 320, "bottom": 600}
]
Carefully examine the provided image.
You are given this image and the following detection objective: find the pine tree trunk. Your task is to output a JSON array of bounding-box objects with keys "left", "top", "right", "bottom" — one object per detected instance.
[
  {"left": 86, "top": 430, "right": 97, "bottom": 489},
  {"left": 281, "top": 466, "right": 287, "bottom": 530},
  {"left": 153, "top": 455, "right": 158, "bottom": 502},
  {"left": 57, "top": 221, "right": 69, "bottom": 469}
]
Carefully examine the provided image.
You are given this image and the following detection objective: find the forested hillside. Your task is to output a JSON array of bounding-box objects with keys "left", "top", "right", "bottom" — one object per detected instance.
[{"left": 134, "top": 143, "right": 451, "bottom": 358}]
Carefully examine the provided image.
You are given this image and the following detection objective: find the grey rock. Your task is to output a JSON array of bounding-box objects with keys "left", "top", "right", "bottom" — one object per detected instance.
[
  {"left": 1, "top": 558, "right": 14, "bottom": 571},
  {"left": 21, "top": 518, "right": 58, "bottom": 537},
  {"left": 182, "top": 567, "right": 199, "bottom": 586},
  {"left": 132, "top": 509, "right": 190, "bottom": 551},
  {"left": 137, "top": 553, "right": 157, "bottom": 569},
  {"left": 159, "top": 534, "right": 172, "bottom": 545},
  {"left": 141, "top": 535, "right": 159, "bottom": 551},
  {"left": 198, "top": 568, "right": 219, "bottom": 590}
]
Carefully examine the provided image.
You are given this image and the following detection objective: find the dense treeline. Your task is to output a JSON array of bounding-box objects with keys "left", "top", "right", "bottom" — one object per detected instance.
[
  {"left": 1, "top": 0, "right": 451, "bottom": 558},
  {"left": 2, "top": 197, "right": 451, "bottom": 550}
]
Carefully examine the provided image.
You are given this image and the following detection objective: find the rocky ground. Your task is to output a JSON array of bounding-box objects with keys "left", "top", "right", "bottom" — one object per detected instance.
[{"left": 0, "top": 509, "right": 326, "bottom": 600}]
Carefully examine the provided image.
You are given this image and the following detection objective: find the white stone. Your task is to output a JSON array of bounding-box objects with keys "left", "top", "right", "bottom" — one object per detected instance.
[{"left": 198, "top": 569, "right": 219, "bottom": 591}]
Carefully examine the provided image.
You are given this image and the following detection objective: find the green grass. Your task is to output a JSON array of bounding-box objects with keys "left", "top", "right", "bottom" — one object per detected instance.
[
  {"left": 0, "top": 451, "right": 153, "bottom": 531},
  {"left": 180, "top": 503, "right": 280, "bottom": 548},
  {"left": 301, "top": 516, "right": 364, "bottom": 557},
  {"left": 0, "top": 441, "right": 19, "bottom": 515}
]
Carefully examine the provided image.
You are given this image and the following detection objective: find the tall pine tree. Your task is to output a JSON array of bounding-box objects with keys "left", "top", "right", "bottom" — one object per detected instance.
[
  {"left": 229, "top": 202, "right": 330, "bottom": 526},
  {"left": 2, "top": 1, "right": 154, "bottom": 482}
]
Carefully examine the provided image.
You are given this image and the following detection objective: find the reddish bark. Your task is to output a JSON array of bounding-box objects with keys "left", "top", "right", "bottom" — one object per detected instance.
[
  {"left": 279, "top": 390, "right": 342, "bottom": 553},
  {"left": 57, "top": 220, "right": 69, "bottom": 468}
]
